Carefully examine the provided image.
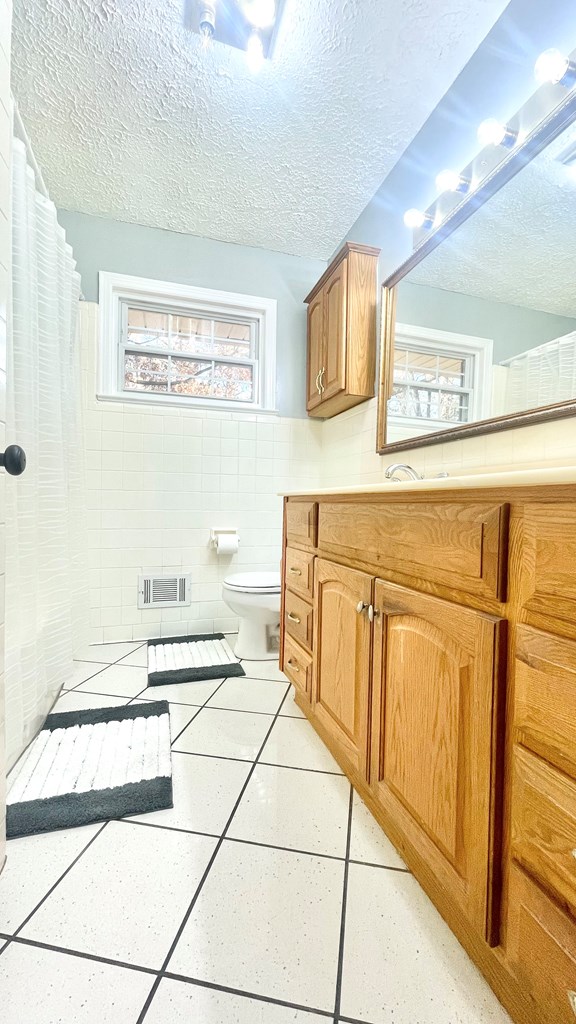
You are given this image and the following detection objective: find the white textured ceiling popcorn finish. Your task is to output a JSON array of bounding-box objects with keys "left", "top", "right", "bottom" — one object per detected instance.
[{"left": 12, "top": 0, "right": 509, "bottom": 258}]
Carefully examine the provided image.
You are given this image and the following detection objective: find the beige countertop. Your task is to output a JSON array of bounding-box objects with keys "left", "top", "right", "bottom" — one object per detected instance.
[{"left": 281, "top": 465, "right": 576, "bottom": 497}]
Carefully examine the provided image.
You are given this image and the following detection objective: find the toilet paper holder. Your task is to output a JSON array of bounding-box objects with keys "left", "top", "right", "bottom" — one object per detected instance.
[{"left": 210, "top": 527, "right": 240, "bottom": 549}]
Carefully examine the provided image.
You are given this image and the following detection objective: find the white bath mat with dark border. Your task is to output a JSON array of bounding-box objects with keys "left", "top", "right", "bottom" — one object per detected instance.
[
  {"left": 6, "top": 701, "right": 173, "bottom": 839},
  {"left": 148, "top": 632, "right": 245, "bottom": 686}
]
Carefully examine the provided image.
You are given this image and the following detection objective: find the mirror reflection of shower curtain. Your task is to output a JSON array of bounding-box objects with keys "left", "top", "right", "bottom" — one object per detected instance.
[
  {"left": 4, "top": 137, "right": 89, "bottom": 770},
  {"left": 503, "top": 330, "right": 576, "bottom": 415}
]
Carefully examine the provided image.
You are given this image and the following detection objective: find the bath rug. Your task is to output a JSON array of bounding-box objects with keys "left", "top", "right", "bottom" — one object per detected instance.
[
  {"left": 148, "top": 632, "right": 245, "bottom": 686},
  {"left": 6, "top": 702, "right": 173, "bottom": 839}
]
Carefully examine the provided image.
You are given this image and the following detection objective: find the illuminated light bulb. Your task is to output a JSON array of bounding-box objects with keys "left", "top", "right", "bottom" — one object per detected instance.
[
  {"left": 246, "top": 30, "right": 264, "bottom": 72},
  {"left": 435, "top": 169, "right": 470, "bottom": 194},
  {"left": 477, "top": 118, "right": 518, "bottom": 149},
  {"left": 403, "top": 208, "right": 433, "bottom": 230},
  {"left": 242, "top": 0, "right": 276, "bottom": 29},
  {"left": 534, "top": 47, "right": 576, "bottom": 87}
]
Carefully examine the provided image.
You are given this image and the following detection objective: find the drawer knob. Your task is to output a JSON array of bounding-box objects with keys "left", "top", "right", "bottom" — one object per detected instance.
[
  {"left": 287, "top": 658, "right": 299, "bottom": 672},
  {"left": 356, "top": 601, "right": 368, "bottom": 614},
  {"left": 567, "top": 991, "right": 576, "bottom": 1016},
  {"left": 287, "top": 612, "right": 301, "bottom": 623},
  {"left": 288, "top": 568, "right": 302, "bottom": 576}
]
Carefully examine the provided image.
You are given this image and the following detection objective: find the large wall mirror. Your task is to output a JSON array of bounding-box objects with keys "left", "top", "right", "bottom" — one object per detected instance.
[{"left": 377, "top": 54, "right": 576, "bottom": 453}]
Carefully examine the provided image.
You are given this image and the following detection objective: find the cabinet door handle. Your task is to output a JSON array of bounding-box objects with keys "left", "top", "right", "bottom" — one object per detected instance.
[
  {"left": 368, "top": 604, "right": 380, "bottom": 622},
  {"left": 356, "top": 601, "right": 368, "bottom": 614},
  {"left": 287, "top": 612, "right": 301, "bottom": 623},
  {"left": 319, "top": 367, "right": 326, "bottom": 393},
  {"left": 567, "top": 991, "right": 576, "bottom": 1017},
  {"left": 287, "top": 658, "right": 299, "bottom": 672},
  {"left": 315, "top": 371, "right": 322, "bottom": 395},
  {"left": 288, "top": 567, "right": 302, "bottom": 576}
]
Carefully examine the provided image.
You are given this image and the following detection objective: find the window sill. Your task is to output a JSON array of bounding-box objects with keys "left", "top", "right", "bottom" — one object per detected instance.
[{"left": 96, "top": 391, "right": 279, "bottom": 416}]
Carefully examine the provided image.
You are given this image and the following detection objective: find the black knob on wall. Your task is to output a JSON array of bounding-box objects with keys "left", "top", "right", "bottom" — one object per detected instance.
[{"left": 1, "top": 445, "right": 26, "bottom": 476}]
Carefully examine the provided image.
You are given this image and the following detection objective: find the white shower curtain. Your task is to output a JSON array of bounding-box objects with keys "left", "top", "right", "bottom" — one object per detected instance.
[{"left": 4, "top": 137, "right": 88, "bottom": 770}]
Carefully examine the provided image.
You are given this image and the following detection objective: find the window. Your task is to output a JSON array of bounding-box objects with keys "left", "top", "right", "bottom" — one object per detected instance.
[
  {"left": 388, "top": 324, "right": 492, "bottom": 431},
  {"left": 99, "top": 273, "right": 277, "bottom": 412}
]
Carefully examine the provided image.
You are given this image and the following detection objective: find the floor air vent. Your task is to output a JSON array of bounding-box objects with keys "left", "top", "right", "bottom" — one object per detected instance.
[{"left": 138, "top": 573, "right": 191, "bottom": 609}]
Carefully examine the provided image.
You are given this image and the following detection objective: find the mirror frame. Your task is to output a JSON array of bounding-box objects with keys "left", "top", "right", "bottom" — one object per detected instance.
[{"left": 377, "top": 85, "right": 576, "bottom": 455}]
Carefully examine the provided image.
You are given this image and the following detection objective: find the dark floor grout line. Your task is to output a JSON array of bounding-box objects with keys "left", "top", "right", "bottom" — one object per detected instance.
[
  {"left": 135, "top": 685, "right": 293, "bottom": 1024},
  {"left": 258, "top": 759, "right": 345, "bottom": 777},
  {"left": 6, "top": 822, "right": 110, "bottom": 942},
  {"left": 348, "top": 859, "right": 410, "bottom": 874},
  {"left": 223, "top": 835, "right": 346, "bottom": 863},
  {"left": 161, "top": 973, "right": 335, "bottom": 1019},
  {"left": 0, "top": 932, "right": 159, "bottom": 977},
  {"left": 170, "top": 749, "right": 254, "bottom": 765},
  {"left": 333, "top": 785, "right": 354, "bottom": 1023},
  {"left": 116, "top": 818, "right": 221, "bottom": 841}
]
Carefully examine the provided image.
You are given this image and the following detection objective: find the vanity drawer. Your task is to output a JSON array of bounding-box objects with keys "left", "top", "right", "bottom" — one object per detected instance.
[
  {"left": 284, "top": 591, "right": 314, "bottom": 652},
  {"left": 285, "top": 546, "right": 315, "bottom": 600},
  {"left": 283, "top": 634, "right": 312, "bottom": 696},
  {"left": 515, "top": 626, "right": 576, "bottom": 780},
  {"left": 317, "top": 500, "right": 508, "bottom": 601},
  {"left": 522, "top": 503, "right": 576, "bottom": 636},
  {"left": 507, "top": 864, "right": 576, "bottom": 1024},
  {"left": 512, "top": 746, "right": 576, "bottom": 916},
  {"left": 285, "top": 500, "right": 318, "bottom": 549}
]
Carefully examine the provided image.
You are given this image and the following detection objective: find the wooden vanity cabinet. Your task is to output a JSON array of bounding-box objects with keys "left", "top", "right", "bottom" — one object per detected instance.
[
  {"left": 281, "top": 487, "right": 576, "bottom": 1024},
  {"left": 304, "top": 242, "right": 380, "bottom": 419}
]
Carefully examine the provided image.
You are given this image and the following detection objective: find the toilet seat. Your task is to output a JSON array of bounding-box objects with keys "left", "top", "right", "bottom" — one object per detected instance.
[{"left": 223, "top": 571, "right": 281, "bottom": 595}]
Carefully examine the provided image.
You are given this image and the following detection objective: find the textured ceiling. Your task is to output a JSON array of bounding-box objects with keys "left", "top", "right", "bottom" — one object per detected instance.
[
  {"left": 409, "top": 120, "right": 576, "bottom": 319},
  {"left": 11, "top": 0, "right": 509, "bottom": 258}
]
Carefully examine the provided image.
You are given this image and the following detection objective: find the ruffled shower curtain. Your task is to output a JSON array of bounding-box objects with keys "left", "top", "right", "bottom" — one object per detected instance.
[{"left": 4, "top": 137, "right": 88, "bottom": 769}]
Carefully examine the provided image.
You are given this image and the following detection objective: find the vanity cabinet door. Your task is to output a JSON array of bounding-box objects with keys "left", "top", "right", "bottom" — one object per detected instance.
[
  {"left": 370, "top": 580, "right": 505, "bottom": 944},
  {"left": 312, "top": 558, "right": 372, "bottom": 778}
]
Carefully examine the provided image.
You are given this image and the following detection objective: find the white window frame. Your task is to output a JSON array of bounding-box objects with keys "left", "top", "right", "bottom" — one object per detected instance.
[
  {"left": 98, "top": 272, "right": 278, "bottom": 413},
  {"left": 389, "top": 323, "right": 493, "bottom": 434}
]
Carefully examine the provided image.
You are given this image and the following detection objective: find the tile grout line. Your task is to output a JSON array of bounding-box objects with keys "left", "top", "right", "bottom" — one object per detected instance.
[
  {"left": 134, "top": 681, "right": 292, "bottom": 1023},
  {"left": 67, "top": 642, "right": 148, "bottom": 690},
  {"left": 128, "top": 674, "right": 232, "bottom": 746},
  {"left": 161, "top": 973, "right": 335, "bottom": 1019},
  {"left": 2, "top": 822, "right": 111, "bottom": 949},
  {"left": 333, "top": 784, "right": 354, "bottom": 1024}
]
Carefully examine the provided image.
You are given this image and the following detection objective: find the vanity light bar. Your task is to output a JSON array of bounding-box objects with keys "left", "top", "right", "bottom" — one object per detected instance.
[{"left": 403, "top": 42, "right": 576, "bottom": 233}]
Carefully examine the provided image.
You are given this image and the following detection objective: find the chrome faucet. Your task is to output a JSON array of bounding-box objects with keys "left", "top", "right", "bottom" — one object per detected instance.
[{"left": 384, "top": 463, "right": 423, "bottom": 482}]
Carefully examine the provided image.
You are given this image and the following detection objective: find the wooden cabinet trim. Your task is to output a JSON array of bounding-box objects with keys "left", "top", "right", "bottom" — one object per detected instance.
[{"left": 304, "top": 241, "right": 380, "bottom": 303}]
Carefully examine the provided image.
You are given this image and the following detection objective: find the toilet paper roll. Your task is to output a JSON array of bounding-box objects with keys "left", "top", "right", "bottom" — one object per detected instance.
[{"left": 216, "top": 534, "right": 239, "bottom": 555}]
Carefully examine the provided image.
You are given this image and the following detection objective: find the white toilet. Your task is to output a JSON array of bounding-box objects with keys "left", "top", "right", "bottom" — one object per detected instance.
[{"left": 222, "top": 571, "right": 281, "bottom": 661}]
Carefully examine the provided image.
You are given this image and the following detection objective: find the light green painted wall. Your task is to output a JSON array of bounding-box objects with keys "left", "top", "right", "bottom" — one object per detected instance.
[
  {"left": 397, "top": 281, "right": 576, "bottom": 364},
  {"left": 58, "top": 210, "right": 326, "bottom": 418}
]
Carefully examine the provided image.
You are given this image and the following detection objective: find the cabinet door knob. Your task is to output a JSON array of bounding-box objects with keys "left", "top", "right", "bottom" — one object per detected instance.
[
  {"left": 288, "top": 567, "right": 302, "bottom": 576},
  {"left": 1, "top": 444, "right": 26, "bottom": 476},
  {"left": 356, "top": 601, "right": 368, "bottom": 614},
  {"left": 287, "top": 612, "right": 301, "bottom": 623},
  {"left": 567, "top": 991, "right": 576, "bottom": 1016},
  {"left": 287, "top": 658, "right": 299, "bottom": 672},
  {"left": 368, "top": 604, "right": 380, "bottom": 622}
]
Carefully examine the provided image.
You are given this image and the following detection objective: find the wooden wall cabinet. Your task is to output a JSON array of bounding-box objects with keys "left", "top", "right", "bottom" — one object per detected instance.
[
  {"left": 305, "top": 242, "right": 380, "bottom": 419},
  {"left": 280, "top": 484, "right": 576, "bottom": 1024}
]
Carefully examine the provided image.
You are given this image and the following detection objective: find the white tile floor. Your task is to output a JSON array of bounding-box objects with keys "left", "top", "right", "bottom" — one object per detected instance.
[{"left": 0, "top": 640, "right": 513, "bottom": 1024}]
